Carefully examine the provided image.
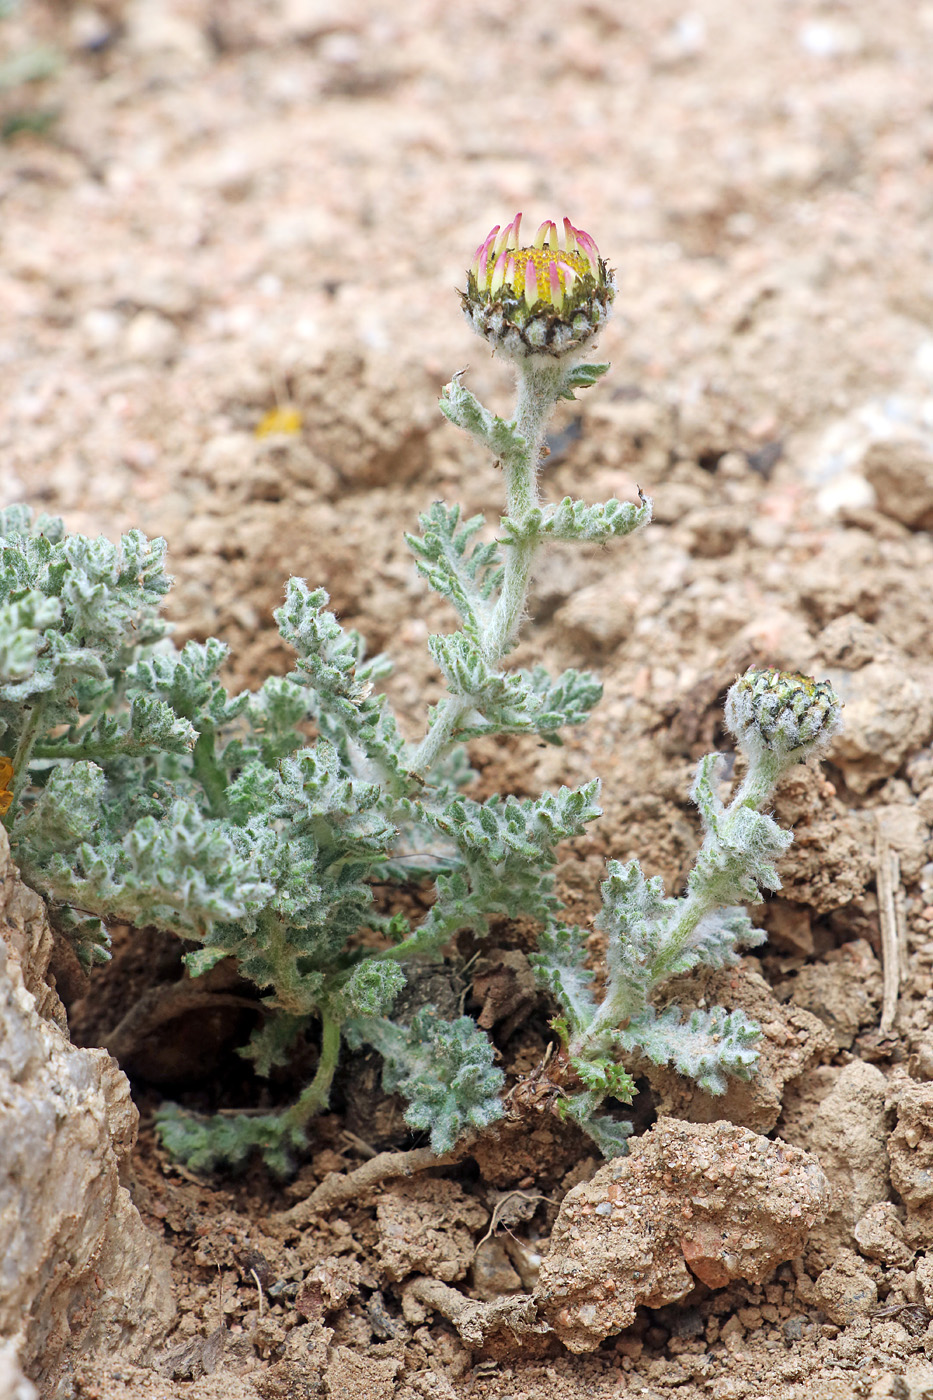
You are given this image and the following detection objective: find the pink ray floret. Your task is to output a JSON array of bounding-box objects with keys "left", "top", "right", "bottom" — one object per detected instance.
[
  {"left": 489, "top": 246, "right": 510, "bottom": 295},
  {"left": 494, "top": 213, "right": 522, "bottom": 257},
  {"left": 568, "top": 222, "right": 599, "bottom": 272},
  {"left": 524, "top": 260, "right": 539, "bottom": 307},
  {"left": 549, "top": 261, "right": 562, "bottom": 302},
  {"left": 472, "top": 226, "right": 499, "bottom": 281},
  {"left": 557, "top": 260, "right": 577, "bottom": 294}
]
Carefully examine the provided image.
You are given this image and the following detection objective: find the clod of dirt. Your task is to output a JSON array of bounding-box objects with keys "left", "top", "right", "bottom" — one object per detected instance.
[
  {"left": 776, "top": 940, "right": 883, "bottom": 1050},
  {"left": 374, "top": 1178, "right": 488, "bottom": 1283},
  {"left": 535, "top": 1117, "right": 829, "bottom": 1353},
  {"left": 861, "top": 438, "right": 933, "bottom": 531},
  {"left": 818, "top": 624, "right": 933, "bottom": 793},
  {"left": 319, "top": 1344, "right": 402, "bottom": 1399},
  {"left": 854, "top": 1203, "right": 913, "bottom": 1267},
  {"left": 761, "top": 898, "right": 816, "bottom": 956},
  {"left": 645, "top": 960, "right": 835, "bottom": 1132},
  {"left": 468, "top": 1114, "right": 592, "bottom": 1190},
  {"left": 777, "top": 1061, "right": 891, "bottom": 1252},
  {"left": 253, "top": 1320, "right": 332, "bottom": 1400},
  {"left": 795, "top": 530, "right": 884, "bottom": 627},
  {"left": 769, "top": 766, "right": 874, "bottom": 911},
  {"left": 873, "top": 801, "right": 932, "bottom": 882},
  {"left": 0, "top": 829, "right": 175, "bottom": 1390},
  {"left": 917, "top": 1255, "right": 933, "bottom": 1312},
  {"left": 811, "top": 1249, "right": 879, "bottom": 1325},
  {"left": 889, "top": 1081, "right": 933, "bottom": 1248}
]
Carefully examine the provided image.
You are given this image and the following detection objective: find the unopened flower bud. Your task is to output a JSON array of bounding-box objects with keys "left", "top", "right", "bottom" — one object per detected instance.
[
  {"left": 725, "top": 668, "right": 842, "bottom": 765},
  {"left": 462, "top": 213, "right": 614, "bottom": 360}
]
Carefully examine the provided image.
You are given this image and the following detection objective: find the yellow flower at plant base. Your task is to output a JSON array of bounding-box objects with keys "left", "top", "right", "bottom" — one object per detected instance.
[
  {"left": 462, "top": 213, "right": 614, "bottom": 359},
  {"left": 0, "top": 757, "right": 14, "bottom": 815},
  {"left": 255, "top": 405, "right": 303, "bottom": 438}
]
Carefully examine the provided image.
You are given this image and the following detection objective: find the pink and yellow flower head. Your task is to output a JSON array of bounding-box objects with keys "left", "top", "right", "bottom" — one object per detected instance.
[{"left": 462, "top": 214, "right": 614, "bottom": 359}]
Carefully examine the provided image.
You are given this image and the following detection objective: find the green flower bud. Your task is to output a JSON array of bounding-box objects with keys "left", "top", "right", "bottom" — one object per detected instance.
[
  {"left": 462, "top": 213, "right": 614, "bottom": 360},
  {"left": 725, "top": 668, "right": 842, "bottom": 765}
]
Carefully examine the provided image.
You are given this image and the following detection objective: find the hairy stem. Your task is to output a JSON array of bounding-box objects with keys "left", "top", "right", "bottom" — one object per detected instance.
[
  {"left": 192, "top": 724, "right": 228, "bottom": 818},
  {"left": 569, "top": 750, "right": 784, "bottom": 1059},
  {"left": 3, "top": 699, "right": 46, "bottom": 829},
  {"left": 281, "top": 1011, "right": 341, "bottom": 1136},
  {"left": 408, "top": 361, "right": 563, "bottom": 777}
]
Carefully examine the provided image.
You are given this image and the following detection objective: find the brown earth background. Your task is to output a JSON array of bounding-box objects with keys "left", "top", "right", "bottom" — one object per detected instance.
[{"left": 5, "top": 0, "right": 933, "bottom": 1396}]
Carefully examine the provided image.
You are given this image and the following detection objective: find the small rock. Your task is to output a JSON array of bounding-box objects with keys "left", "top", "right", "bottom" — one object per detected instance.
[
  {"left": 813, "top": 1250, "right": 878, "bottom": 1325},
  {"left": 824, "top": 660, "right": 933, "bottom": 795},
  {"left": 124, "top": 0, "right": 212, "bottom": 66},
  {"left": 889, "top": 1082, "right": 933, "bottom": 1246},
  {"left": 471, "top": 1239, "right": 523, "bottom": 1300},
  {"left": 854, "top": 1203, "right": 913, "bottom": 1267},
  {"left": 81, "top": 308, "right": 123, "bottom": 349},
  {"left": 123, "top": 310, "right": 179, "bottom": 363},
  {"left": 0, "top": 828, "right": 175, "bottom": 1389},
  {"left": 536, "top": 1118, "right": 829, "bottom": 1353},
  {"left": 797, "top": 18, "right": 864, "bottom": 58},
  {"left": 861, "top": 438, "right": 933, "bottom": 531},
  {"left": 782, "top": 1315, "right": 806, "bottom": 1342}
]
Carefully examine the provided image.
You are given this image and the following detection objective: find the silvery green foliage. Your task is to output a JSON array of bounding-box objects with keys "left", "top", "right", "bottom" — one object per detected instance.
[
  {"left": 0, "top": 504, "right": 616, "bottom": 1173},
  {"left": 346, "top": 1007, "right": 505, "bottom": 1153},
  {"left": 530, "top": 668, "right": 842, "bottom": 1152},
  {"left": 0, "top": 351, "right": 839, "bottom": 1173}
]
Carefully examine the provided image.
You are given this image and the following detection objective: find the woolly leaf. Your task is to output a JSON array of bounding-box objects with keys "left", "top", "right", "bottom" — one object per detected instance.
[
  {"left": 154, "top": 1103, "right": 301, "bottom": 1176},
  {"left": 614, "top": 1004, "right": 761, "bottom": 1094},
  {"left": 53, "top": 905, "right": 112, "bottom": 972},
  {"left": 406, "top": 502, "right": 503, "bottom": 638},
  {"left": 238, "top": 1011, "right": 311, "bottom": 1077},
  {"left": 350, "top": 1006, "right": 505, "bottom": 1153},
  {"left": 557, "top": 361, "right": 611, "bottom": 400},
  {"left": 501, "top": 494, "right": 652, "bottom": 546},
  {"left": 439, "top": 374, "right": 527, "bottom": 460},
  {"left": 529, "top": 923, "right": 597, "bottom": 1037}
]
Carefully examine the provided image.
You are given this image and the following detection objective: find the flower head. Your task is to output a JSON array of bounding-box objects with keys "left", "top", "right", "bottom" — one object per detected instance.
[
  {"left": 725, "top": 668, "right": 842, "bottom": 767},
  {"left": 462, "top": 213, "right": 614, "bottom": 359}
]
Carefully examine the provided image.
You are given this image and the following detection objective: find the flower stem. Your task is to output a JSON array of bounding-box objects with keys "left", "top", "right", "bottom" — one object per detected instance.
[
  {"left": 569, "top": 749, "right": 785, "bottom": 1059},
  {"left": 408, "top": 360, "right": 563, "bottom": 778}
]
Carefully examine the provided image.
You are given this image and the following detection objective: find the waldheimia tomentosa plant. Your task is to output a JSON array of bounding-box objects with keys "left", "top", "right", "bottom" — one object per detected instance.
[{"left": 0, "top": 214, "right": 841, "bottom": 1170}]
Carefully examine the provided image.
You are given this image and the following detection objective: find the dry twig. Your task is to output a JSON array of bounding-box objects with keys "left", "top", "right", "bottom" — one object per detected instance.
[{"left": 876, "top": 824, "right": 906, "bottom": 1037}]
